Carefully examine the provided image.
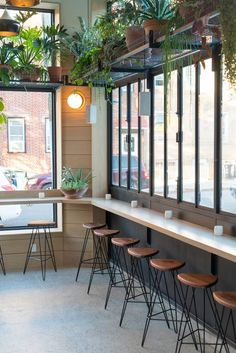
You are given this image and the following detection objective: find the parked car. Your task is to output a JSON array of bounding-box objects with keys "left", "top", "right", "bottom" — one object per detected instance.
[
  {"left": 112, "top": 155, "right": 149, "bottom": 189},
  {"left": 26, "top": 173, "right": 52, "bottom": 190},
  {"left": 0, "top": 171, "right": 22, "bottom": 223}
]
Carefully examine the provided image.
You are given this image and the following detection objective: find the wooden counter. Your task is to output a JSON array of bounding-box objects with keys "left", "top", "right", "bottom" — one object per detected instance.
[{"left": 0, "top": 196, "right": 236, "bottom": 263}]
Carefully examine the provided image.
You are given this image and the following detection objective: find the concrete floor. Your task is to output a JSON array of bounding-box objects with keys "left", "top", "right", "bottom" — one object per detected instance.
[{"left": 0, "top": 268, "right": 220, "bottom": 353}]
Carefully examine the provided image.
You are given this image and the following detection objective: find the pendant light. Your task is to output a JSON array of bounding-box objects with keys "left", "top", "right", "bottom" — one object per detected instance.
[
  {"left": 0, "top": 9, "right": 20, "bottom": 37},
  {"left": 6, "top": 0, "right": 40, "bottom": 6}
]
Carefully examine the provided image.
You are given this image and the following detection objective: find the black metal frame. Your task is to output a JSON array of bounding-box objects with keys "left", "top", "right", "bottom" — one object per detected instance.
[
  {"left": 0, "top": 87, "right": 58, "bottom": 231},
  {"left": 109, "top": 46, "right": 236, "bottom": 226}
]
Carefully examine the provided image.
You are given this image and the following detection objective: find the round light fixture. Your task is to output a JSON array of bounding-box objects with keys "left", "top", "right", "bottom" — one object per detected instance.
[
  {"left": 6, "top": 0, "right": 40, "bottom": 6},
  {"left": 67, "top": 91, "right": 85, "bottom": 110},
  {"left": 0, "top": 9, "right": 20, "bottom": 37}
]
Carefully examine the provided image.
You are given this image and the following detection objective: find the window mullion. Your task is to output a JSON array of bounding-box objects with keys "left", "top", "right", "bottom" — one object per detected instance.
[
  {"left": 177, "top": 68, "right": 183, "bottom": 204},
  {"left": 195, "top": 65, "right": 200, "bottom": 207}
]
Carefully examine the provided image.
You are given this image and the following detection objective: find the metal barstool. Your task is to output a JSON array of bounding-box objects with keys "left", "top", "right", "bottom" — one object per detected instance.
[
  {"left": 0, "top": 224, "right": 6, "bottom": 275},
  {"left": 75, "top": 222, "right": 106, "bottom": 282},
  {"left": 175, "top": 273, "right": 226, "bottom": 353},
  {"left": 87, "top": 228, "right": 120, "bottom": 294},
  {"left": 23, "top": 220, "right": 57, "bottom": 281},
  {"left": 104, "top": 237, "right": 140, "bottom": 309},
  {"left": 142, "top": 258, "right": 185, "bottom": 347},
  {"left": 213, "top": 291, "right": 236, "bottom": 353},
  {"left": 119, "top": 247, "right": 159, "bottom": 327}
]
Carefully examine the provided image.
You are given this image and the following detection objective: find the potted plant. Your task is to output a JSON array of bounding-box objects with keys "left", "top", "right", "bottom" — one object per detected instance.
[
  {"left": 0, "top": 41, "right": 23, "bottom": 85},
  {"left": 60, "top": 167, "right": 92, "bottom": 199},
  {"left": 173, "top": 0, "right": 218, "bottom": 22},
  {"left": 40, "top": 24, "right": 68, "bottom": 82},
  {"left": 137, "top": 0, "right": 175, "bottom": 40}
]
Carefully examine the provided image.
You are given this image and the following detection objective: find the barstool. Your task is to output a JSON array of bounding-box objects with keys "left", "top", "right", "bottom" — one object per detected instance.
[
  {"left": 75, "top": 222, "right": 106, "bottom": 282},
  {"left": 213, "top": 291, "right": 236, "bottom": 353},
  {"left": 104, "top": 237, "right": 140, "bottom": 309},
  {"left": 0, "top": 224, "right": 6, "bottom": 275},
  {"left": 142, "top": 259, "right": 185, "bottom": 347},
  {"left": 87, "top": 228, "right": 120, "bottom": 294},
  {"left": 119, "top": 247, "right": 159, "bottom": 327},
  {"left": 23, "top": 220, "right": 57, "bottom": 281},
  {"left": 175, "top": 273, "right": 221, "bottom": 353}
]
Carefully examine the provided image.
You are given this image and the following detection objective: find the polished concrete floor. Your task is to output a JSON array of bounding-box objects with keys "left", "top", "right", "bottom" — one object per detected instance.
[{"left": 0, "top": 268, "right": 224, "bottom": 353}]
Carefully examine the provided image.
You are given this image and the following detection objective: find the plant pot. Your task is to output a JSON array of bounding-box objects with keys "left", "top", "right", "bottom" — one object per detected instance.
[
  {"left": 125, "top": 26, "right": 145, "bottom": 51},
  {"left": 60, "top": 187, "right": 88, "bottom": 199},
  {"left": 6, "top": 0, "right": 40, "bottom": 5},
  {"left": 48, "top": 66, "right": 62, "bottom": 82},
  {"left": 143, "top": 19, "right": 168, "bottom": 41},
  {"left": 15, "top": 67, "right": 41, "bottom": 82}
]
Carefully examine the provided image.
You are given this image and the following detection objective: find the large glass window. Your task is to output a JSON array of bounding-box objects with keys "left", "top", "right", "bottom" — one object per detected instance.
[
  {"left": 111, "top": 88, "right": 119, "bottom": 186},
  {"left": 154, "top": 74, "right": 164, "bottom": 196},
  {"left": 0, "top": 90, "right": 55, "bottom": 228},
  {"left": 182, "top": 66, "right": 195, "bottom": 203},
  {"left": 199, "top": 60, "right": 215, "bottom": 208},
  {"left": 120, "top": 86, "right": 128, "bottom": 188},
  {"left": 221, "top": 67, "right": 236, "bottom": 214},
  {"left": 140, "top": 80, "right": 150, "bottom": 193},
  {"left": 130, "top": 82, "right": 139, "bottom": 190},
  {"left": 167, "top": 70, "right": 178, "bottom": 199}
]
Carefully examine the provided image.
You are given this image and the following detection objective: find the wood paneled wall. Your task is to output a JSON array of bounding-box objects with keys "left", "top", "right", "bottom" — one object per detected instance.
[{"left": 61, "top": 86, "right": 94, "bottom": 267}]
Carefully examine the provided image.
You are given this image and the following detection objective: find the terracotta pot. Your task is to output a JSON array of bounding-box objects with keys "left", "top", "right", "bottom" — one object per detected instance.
[
  {"left": 0, "top": 64, "right": 10, "bottom": 71},
  {"left": 48, "top": 66, "right": 62, "bottom": 82},
  {"left": 60, "top": 187, "right": 88, "bottom": 199},
  {"left": 143, "top": 19, "right": 168, "bottom": 40},
  {"left": 125, "top": 26, "right": 145, "bottom": 51}
]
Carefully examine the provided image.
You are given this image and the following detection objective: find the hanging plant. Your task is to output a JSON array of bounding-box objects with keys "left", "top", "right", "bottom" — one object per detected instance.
[{"left": 218, "top": 0, "right": 236, "bottom": 87}]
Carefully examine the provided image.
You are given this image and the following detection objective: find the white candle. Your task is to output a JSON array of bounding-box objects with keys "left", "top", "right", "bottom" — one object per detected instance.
[
  {"left": 165, "top": 210, "right": 173, "bottom": 219},
  {"left": 105, "top": 194, "right": 111, "bottom": 200},
  {"left": 214, "top": 225, "right": 224, "bottom": 236},
  {"left": 38, "top": 192, "right": 45, "bottom": 199},
  {"left": 131, "top": 200, "right": 138, "bottom": 208}
]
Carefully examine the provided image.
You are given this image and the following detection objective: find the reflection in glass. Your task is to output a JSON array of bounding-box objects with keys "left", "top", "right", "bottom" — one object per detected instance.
[
  {"left": 221, "top": 66, "right": 236, "bottom": 213},
  {"left": 111, "top": 88, "right": 119, "bottom": 186},
  {"left": 140, "top": 80, "right": 150, "bottom": 193},
  {"left": 199, "top": 60, "right": 214, "bottom": 208},
  {"left": 182, "top": 66, "right": 195, "bottom": 203},
  {"left": 167, "top": 71, "right": 178, "bottom": 199},
  {"left": 130, "top": 82, "right": 139, "bottom": 190},
  {"left": 120, "top": 86, "right": 128, "bottom": 187},
  {"left": 154, "top": 74, "right": 164, "bottom": 196}
]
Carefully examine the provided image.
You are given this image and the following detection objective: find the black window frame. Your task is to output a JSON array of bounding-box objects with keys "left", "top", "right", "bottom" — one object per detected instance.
[{"left": 108, "top": 45, "right": 236, "bottom": 226}]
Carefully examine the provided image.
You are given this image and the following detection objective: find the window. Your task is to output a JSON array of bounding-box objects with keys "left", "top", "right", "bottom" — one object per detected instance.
[
  {"left": 182, "top": 65, "right": 195, "bottom": 203},
  {"left": 8, "top": 118, "right": 25, "bottom": 153},
  {"left": 130, "top": 82, "right": 139, "bottom": 190},
  {"left": 120, "top": 86, "right": 128, "bottom": 188},
  {"left": 111, "top": 88, "right": 119, "bottom": 186},
  {"left": 0, "top": 90, "right": 56, "bottom": 228},
  {"left": 45, "top": 118, "right": 52, "bottom": 153},
  {"left": 140, "top": 80, "right": 150, "bottom": 193},
  {"left": 221, "top": 65, "right": 236, "bottom": 214},
  {"left": 167, "top": 71, "right": 178, "bottom": 199},
  {"left": 154, "top": 74, "right": 164, "bottom": 196},
  {"left": 199, "top": 60, "right": 215, "bottom": 208}
]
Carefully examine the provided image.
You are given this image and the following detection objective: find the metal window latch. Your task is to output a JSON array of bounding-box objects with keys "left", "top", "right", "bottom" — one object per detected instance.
[{"left": 176, "top": 131, "right": 183, "bottom": 143}]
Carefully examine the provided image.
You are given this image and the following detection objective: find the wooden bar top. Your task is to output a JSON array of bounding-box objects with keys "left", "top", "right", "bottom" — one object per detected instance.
[{"left": 0, "top": 196, "right": 236, "bottom": 263}]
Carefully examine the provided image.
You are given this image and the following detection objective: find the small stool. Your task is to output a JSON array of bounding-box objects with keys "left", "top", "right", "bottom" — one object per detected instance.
[
  {"left": 87, "top": 228, "right": 120, "bottom": 294},
  {"left": 0, "top": 224, "right": 6, "bottom": 275},
  {"left": 119, "top": 247, "right": 159, "bottom": 327},
  {"left": 175, "top": 273, "right": 220, "bottom": 353},
  {"left": 23, "top": 220, "right": 57, "bottom": 281},
  {"left": 213, "top": 291, "right": 236, "bottom": 353},
  {"left": 104, "top": 237, "right": 140, "bottom": 309},
  {"left": 75, "top": 222, "right": 106, "bottom": 282},
  {"left": 142, "top": 259, "right": 185, "bottom": 346}
]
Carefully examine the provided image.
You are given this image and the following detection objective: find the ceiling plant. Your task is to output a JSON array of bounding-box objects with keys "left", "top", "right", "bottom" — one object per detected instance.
[
  {"left": 137, "top": 0, "right": 175, "bottom": 40},
  {"left": 39, "top": 24, "right": 68, "bottom": 82},
  {"left": 218, "top": 0, "right": 236, "bottom": 87},
  {"left": 0, "top": 40, "right": 23, "bottom": 85}
]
